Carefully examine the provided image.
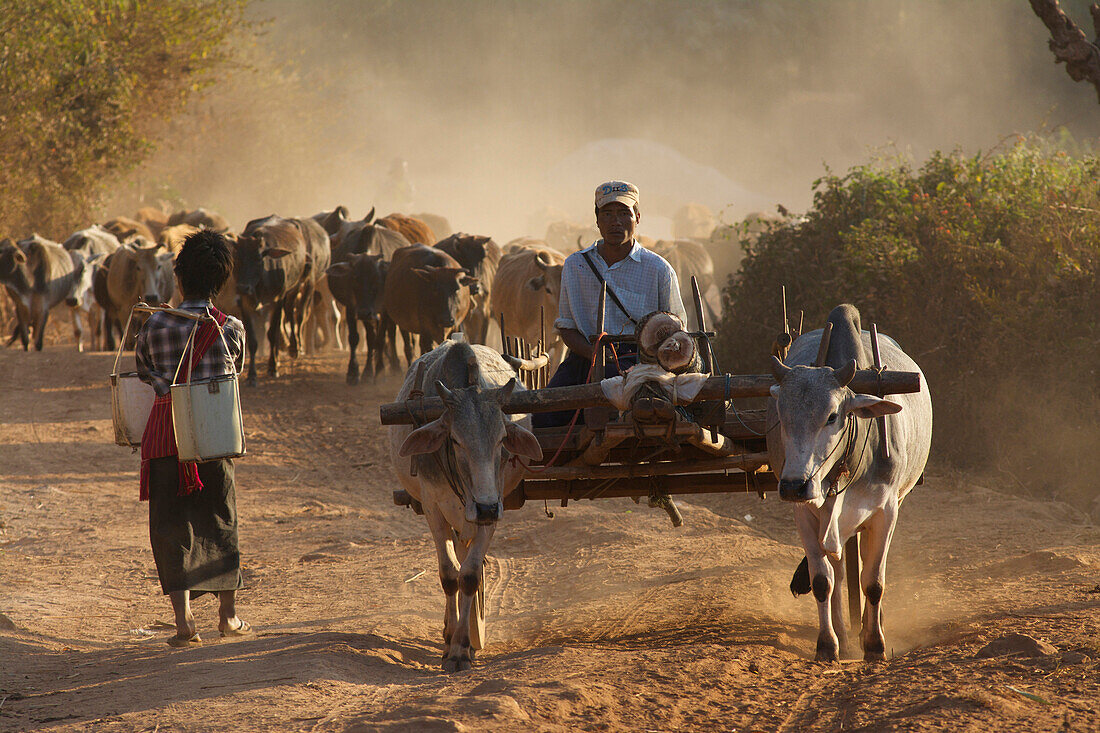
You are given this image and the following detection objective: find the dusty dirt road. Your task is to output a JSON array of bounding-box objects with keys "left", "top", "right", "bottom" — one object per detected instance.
[{"left": 1, "top": 345, "right": 1098, "bottom": 732}]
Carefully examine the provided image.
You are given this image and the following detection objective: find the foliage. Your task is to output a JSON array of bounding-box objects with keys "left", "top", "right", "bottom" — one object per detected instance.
[
  {"left": 0, "top": 0, "right": 250, "bottom": 238},
  {"left": 716, "top": 138, "right": 1100, "bottom": 509}
]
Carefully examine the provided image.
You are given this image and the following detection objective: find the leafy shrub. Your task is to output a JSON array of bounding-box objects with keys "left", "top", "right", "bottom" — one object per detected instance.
[
  {"left": 0, "top": 0, "right": 250, "bottom": 237},
  {"left": 716, "top": 138, "right": 1100, "bottom": 511}
]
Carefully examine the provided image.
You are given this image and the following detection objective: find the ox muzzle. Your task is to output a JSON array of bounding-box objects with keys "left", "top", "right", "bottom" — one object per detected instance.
[
  {"left": 779, "top": 478, "right": 815, "bottom": 503},
  {"left": 472, "top": 501, "right": 501, "bottom": 524}
]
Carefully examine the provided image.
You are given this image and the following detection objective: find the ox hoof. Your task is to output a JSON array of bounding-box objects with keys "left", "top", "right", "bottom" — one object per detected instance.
[
  {"left": 442, "top": 655, "right": 472, "bottom": 673},
  {"left": 346, "top": 371, "right": 360, "bottom": 386},
  {"left": 863, "top": 638, "right": 886, "bottom": 662},
  {"left": 814, "top": 639, "right": 840, "bottom": 664},
  {"left": 246, "top": 375, "right": 258, "bottom": 388},
  {"left": 863, "top": 649, "right": 886, "bottom": 663}
]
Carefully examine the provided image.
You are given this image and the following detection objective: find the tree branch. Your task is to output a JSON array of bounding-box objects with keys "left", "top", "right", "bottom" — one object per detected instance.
[{"left": 1029, "top": 0, "right": 1100, "bottom": 103}]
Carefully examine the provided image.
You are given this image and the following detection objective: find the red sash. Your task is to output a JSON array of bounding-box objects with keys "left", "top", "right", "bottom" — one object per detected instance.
[{"left": 139, "top": 308, "right": 228, "bottom": 501}]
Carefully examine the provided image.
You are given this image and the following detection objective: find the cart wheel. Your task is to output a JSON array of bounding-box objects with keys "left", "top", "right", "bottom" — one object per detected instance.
[{"left": 451, "top": 530, "right": 487, "bottom": 651}]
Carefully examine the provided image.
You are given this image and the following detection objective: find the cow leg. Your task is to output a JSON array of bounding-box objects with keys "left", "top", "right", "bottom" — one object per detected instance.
[
  {"left": 827, "top": 553, "right": 851, "bottom": 658},
  {"left": 330, "top": 299, "right": 344, "bottom": 351},
  {"left": 858, "top": 500, "right": 897, "bottom": 662},
  {"left": 71, "top": 308, "right": 85, "bottom": 353},
  {"left": 33, "top": 307, "right": 48, "bottom": 351},
  {"left": 361, "top": 316, "right": 380, "bottom": 383},
  {"left": 401, "top": 329, "right": 416, "bottom": 366},
  {"left": 444, "top": 523, "right": 494, "bottom": 673},
  {"left": 242, "top": 308, "right": 261, "bottom": 387},
  {"left": 424, "top": 505, "right": 461, "bottom": 653},
  {"left": 382, "top": 317, "right": 400, "bottom": 372},
  {"left": 418, "top": 333, "right": 434, "bottom": 357},
  {"left": 793, "top": 505, "right": 840, "bottom": 662},
  {"left": 267, "top": 302, "right": 284, "bottom": 377},
  {"left": 344, "top": 306, "right": 361, "bottom": 385}
]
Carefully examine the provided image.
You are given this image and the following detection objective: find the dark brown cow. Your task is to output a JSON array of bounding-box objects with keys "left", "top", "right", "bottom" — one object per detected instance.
[
  {"left": 327, "top": 252, "right": 390, "bottom": 384},
  {"left": 235, "top": 215, "right": 330, "bottom": 385},
  {"left": 382, "top": 244, "right": 478, "bottom": 364},
  {"left": 435, "top": 233, "right": 500, "bottom": 345},
  {"left": 377, "top": 213, "right": 436, "bottom": 247}
]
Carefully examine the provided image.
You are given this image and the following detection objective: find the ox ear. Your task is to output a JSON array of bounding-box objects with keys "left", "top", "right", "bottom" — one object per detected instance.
[
  {"left": 846, "top": 394, "right": 903, "bottom": 419},
  {"left": 503, "top": 421, "right": 543, "bottom": 461},
  {"left": 13, "top": 248, "right": 26, "bottom": 263},
  {"left": 770, "top": 355, "right": 791, "bottom": 384},
  {"left": 412, "top": 267, "right": 434, "bottom": 281},
  {"left": 833, "top": 359, "right": 856, "bottom": 387},
  {"left": 398, "top": 418, "right": 449, "bottom": 457},
  {"left": 263, "top": 247, "right": 293, "bottom": 259}
]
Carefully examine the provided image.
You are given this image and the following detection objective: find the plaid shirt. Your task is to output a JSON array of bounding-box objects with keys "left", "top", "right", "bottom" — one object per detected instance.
[
  {"left": 136, "top": 300, "right": 245, "bottom": 396},
  {"left": 555, "top": 240, "right": 687, "bottom": 338}
]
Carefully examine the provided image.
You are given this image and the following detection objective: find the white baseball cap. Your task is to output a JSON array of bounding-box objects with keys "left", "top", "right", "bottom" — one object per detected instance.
[{"left": 595, "top": 180, "right": 640, "bottom": 210}]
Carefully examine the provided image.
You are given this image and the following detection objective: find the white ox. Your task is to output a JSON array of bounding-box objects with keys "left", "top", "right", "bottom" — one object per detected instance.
[
  {"left": 767, "top": 304, "right": 932, "bottom": 662},
  {"left": 389, "top": 340, "right": 542, "bottom": 672}
]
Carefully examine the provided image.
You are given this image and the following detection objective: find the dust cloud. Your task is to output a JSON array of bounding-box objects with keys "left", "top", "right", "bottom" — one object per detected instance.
[{"left": 118, "top": 0, "right": 1097, "bottom": 242}]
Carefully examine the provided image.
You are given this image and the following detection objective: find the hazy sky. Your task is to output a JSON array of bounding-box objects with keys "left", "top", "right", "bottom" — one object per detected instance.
[{"left": 128, "top": 0, "right": 1098, "bottom": 241}]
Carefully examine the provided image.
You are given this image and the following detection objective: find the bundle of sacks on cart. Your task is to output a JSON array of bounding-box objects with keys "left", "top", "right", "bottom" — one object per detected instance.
[{"left": 601, "top": 311, "right": 708, "bottom": 410}]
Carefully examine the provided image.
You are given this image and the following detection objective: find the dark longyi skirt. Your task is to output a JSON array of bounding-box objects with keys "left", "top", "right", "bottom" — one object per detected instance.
[{"left": 147, "top": 456, "right": 243, "bottom": 597}]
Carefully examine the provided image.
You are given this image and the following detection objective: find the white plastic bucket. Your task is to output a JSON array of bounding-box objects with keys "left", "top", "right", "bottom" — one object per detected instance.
[
  {"left": 170, "top": 314, "right": 246, "bottom": 462},
  {"left": 110, "top": 306, "right": 155, "bottom": 447},
  {"left": 111, "top": 371, "right": 154, "bottom": 447}
]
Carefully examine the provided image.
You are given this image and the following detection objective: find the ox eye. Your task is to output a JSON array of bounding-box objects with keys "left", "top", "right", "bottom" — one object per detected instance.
[{"left": 826, "top": 413, "right": 838, "bottom": 425}]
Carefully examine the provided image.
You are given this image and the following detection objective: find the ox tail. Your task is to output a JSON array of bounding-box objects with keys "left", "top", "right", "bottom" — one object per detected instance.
[{"left": 790, "top": 556, "right": 811, "bottom": 597}]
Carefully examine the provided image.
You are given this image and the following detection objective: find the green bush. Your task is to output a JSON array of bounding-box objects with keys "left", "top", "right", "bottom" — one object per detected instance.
[
  {"left": 0, "top": 0, "right": 250, "bottom": 237},
  {"left": 716, "top": 138, "right": 1100, "bottom": 511}
]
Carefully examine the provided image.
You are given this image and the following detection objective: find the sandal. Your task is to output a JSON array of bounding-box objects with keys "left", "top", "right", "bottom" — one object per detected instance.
[
  {"left": 166, "top": 634, "right": 202, "bottom": 648},
  {"left": 220, "top": 619, "right": 254, "bottom": 638}
]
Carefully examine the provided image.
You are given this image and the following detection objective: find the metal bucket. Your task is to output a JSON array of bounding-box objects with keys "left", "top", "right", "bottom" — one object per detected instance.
[
  {"left": 170, "top": 314, "right": 246, "bottom": 462},
  {"left": 171, "top": 374, "right": 246, "bottom": 462},
  {"left": 110, "top": 306, "right": 155, "bottom": 447}
]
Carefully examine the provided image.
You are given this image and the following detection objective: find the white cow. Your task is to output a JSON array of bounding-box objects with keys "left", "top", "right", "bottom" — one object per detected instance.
[
  {"left": 767, "top": 304, "right": 932, "bottom": 662},
  {"left": 388, "top": 340, "right": 542, "bottom": 672}
]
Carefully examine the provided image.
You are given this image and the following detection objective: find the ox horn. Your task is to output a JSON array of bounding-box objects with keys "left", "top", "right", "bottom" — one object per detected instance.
[
  {"left": 434, "top": 380, "right": 456, "bottom": 405},
  {"left": 534, "top": 250, "right": 551, "bottom": 269},
  {"left": 770, "top": 355, "right": 792, "bottom": 384},
  {"left": 502, "top": 353, "right": 549, "bottom": 373},
  {"left": 364, "top": 206, "right": 375, "bottom": 224},
  {"left": 833, "top": 359, "right": 856, "bottom": 388},
  {"left": 494, "top": 378, "right": 517, "bottom": 404}
]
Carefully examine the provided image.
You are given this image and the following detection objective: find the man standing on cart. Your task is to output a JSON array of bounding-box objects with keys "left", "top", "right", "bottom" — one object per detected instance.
[{"left": 533, "top": 180, "right": 687, "bottom": 427}]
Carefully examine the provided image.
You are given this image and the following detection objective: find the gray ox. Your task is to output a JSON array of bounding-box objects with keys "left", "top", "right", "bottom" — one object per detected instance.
[
  {"left": 1, "top": 236, "right": 100, "bottom": 351},
  {"left": 767, "top": 304, "right": 932, "bottom": 662},
  {"left": 389, "top": 340, "right": 542, "bottom": 672}
]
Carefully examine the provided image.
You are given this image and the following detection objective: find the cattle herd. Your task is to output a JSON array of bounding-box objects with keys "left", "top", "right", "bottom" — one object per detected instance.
[{"left": 0, "top": 202, "right": 760, "bottom": 386}]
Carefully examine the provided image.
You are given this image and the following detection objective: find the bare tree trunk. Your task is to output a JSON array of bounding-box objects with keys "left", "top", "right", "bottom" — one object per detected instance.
[{"left": 1030, "top": 0, "right": 1100, "bottom": 102}]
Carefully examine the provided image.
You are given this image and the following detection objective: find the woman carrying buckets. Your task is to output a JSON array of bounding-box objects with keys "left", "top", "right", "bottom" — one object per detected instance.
[{"left": 135, "top": 229, "right": 250, "bottom": 647}]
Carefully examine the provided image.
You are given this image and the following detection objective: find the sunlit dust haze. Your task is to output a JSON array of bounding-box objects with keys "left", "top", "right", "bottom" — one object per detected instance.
[{"left": 114, "top": 0, "right": 1099, "bottom": 242}]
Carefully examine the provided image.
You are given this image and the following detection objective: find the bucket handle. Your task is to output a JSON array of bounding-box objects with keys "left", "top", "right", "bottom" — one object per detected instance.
[{"left": 111, "top": 303, "right": 143, "bottom": 377}]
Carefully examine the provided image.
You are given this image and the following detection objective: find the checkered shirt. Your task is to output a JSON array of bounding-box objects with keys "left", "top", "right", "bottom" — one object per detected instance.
[
  {"left": 554, "top": 240, "right": 687, "bottom": 339},
  {"left": 135, "top": 300, "right": 245, "bottom": 396}
]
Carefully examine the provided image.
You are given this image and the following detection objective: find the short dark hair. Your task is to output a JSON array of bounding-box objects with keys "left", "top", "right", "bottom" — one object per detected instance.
[{"left": 174, "top": 229, "right": 233, "bottom": 300}]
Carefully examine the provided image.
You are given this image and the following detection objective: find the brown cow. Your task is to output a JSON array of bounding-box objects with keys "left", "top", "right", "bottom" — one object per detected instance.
[
  {"left": 650, "top": 239, "right": 720, "bottom": 326},
  {"left": 377, "top": 213, "right": 436, "bottom": 246},
  {"left": 435, "top": 233, "right": 500, "bottom": 345},
  {"left": 95, "top": 240, "right": 175, "bottom": 350},
  {"left": 135, "top": 207, "right": 170, "bottom": 240},
  {"left": 412, "top": 212, "right": 453, "bottom": 239},
  {"left": 156, "top": 223, "right": 200, "bottom": 254},
  {"left": 103, "top": 216, "right": 156, "bottom": 244},
  {"left": 383, "top": 244, "right": 478, "bottom": 364},
  {"left": 490, "top": 244, "right": 566, "bottom": 370},
  {"left": 167, "top": 207, "right": 231, "bottom": 233}
]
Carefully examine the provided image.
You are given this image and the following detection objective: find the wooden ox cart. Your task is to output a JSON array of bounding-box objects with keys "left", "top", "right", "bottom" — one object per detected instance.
[{"left": 380, "top": 280, "right": 922, "bottom": 646}]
